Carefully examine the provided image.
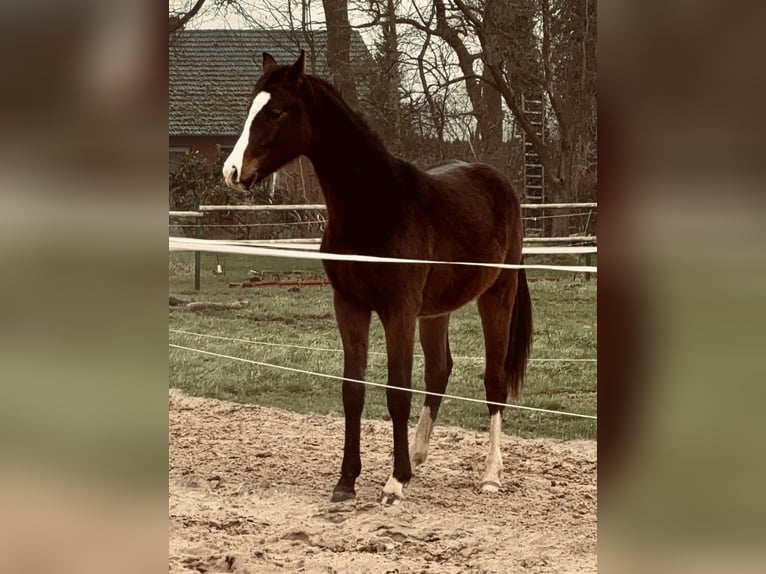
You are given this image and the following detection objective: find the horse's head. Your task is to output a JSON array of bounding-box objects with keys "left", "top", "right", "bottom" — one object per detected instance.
[{"left": 222, "top": 51, "right": 311, "bottom": 191}]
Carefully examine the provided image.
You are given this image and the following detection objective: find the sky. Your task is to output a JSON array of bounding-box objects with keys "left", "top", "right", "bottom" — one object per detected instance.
[{"left": 170, "top": 0, "right": 371, "bottom": 32}]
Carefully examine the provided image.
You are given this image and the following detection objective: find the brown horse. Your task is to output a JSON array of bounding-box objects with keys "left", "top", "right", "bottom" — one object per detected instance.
[{"left": 223, "top": 51, "right": 532, "bottom": 504}]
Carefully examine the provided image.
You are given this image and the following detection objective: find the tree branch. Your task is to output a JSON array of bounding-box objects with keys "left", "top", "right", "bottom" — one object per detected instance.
[
  {"left": 169, "top": 0, "right": 209, "bottom": 35},
  {"left": 395, "top": 17, "right": 437, "bottom": 34},
  {"left": 450, "top": 0, "right": 484, "bottom": 33},
  {"left": 542, "top": 0, "right": 568, "bottom": 137}
]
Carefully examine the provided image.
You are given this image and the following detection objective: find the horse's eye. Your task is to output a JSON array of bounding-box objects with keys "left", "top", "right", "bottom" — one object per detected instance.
[{"left": 269, "top": 108, "right": 283, "bottom": 117}]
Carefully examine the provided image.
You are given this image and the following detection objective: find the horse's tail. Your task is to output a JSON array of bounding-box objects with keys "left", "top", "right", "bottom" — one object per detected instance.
[{"left": 506, "top": 267, "right": 533, "bottom": 399}]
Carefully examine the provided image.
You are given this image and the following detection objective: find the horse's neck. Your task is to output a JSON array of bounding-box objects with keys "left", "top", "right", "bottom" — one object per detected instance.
[{"left": 306, "top": 89, "right": 398, "bottom": 219}]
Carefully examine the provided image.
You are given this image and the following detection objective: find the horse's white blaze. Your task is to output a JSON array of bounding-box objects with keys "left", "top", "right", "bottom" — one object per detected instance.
[
  {"left": 222, "top": 91, "right": 271, "bottom": 188},
  {"left": 481, "top": 412, "right": 503, "bottom": 492},
  {"left": 411, "top": 406, "right": 435, "bottom": 467}
]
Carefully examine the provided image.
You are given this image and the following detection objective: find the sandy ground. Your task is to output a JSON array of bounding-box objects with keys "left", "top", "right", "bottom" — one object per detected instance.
[{"left": 169, "top": 389, "right": 596, "bottom": 573}]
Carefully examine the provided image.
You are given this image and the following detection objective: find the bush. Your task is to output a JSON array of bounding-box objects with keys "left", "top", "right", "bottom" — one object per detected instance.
[
  {"left": 169, "top": 148, "right": 235, "bottom": 211},
  {"left": 168, "top": 147, "right": 323, "bottom": 241}
]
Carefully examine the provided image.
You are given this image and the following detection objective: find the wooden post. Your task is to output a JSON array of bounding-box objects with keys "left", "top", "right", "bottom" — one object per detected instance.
[
  {"left": 194, "top": 196, "right": 201, "bottom": 291},
  {"left": 584, "top": 209, "right": 594, "bottom": 282}
]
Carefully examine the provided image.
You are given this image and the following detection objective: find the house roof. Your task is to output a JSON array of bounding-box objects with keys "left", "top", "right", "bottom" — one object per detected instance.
[{"left": 169, "top": 29, "right": 371, "bottom": 137}]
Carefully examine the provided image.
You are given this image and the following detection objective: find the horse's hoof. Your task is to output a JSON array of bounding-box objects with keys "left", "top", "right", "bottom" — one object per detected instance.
[
  {"left": 380, "top": 475, "right": 405, "bottom": 505},
  {"left": 411, "top": 452, "right": 427, "bottom": 467},
  {"left": 330, "top": 489, "right": 355, "bottom": 503},
  {"left": 380, "top": 491, "right": 402, "bottom": 506},
  {"left": 480, "top": 480, "right": 501, "bottom": 493}
]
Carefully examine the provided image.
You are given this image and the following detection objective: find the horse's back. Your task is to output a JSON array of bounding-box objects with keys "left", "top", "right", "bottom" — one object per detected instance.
[
  {"left": 421, "top": 161, "right": 522, "bottom": 249},
  {"left": 425, "top": 159, "right": 471, "bottom": 176},
  {"left": 425, "top": 161, "right": 520, "bottom": 211}
]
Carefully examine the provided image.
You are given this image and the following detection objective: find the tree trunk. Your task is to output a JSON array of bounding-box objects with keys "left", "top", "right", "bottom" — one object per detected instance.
[
  {"left": 321, "top": 0, "right": 359, "bottom": 110},
  {"left": 478, "top": 65, "right": 504, "bottom": 170},
  {"left": 382, "top": 0, "right": 401, "bottom": 147}
]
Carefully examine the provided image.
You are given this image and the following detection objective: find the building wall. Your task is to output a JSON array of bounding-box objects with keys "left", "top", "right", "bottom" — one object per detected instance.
[
  {"left": 170, "top": 135, "right": 237, "bottom": 163},
  {"left": 275, "top": 157, "right": 323, "bottom": 203}
]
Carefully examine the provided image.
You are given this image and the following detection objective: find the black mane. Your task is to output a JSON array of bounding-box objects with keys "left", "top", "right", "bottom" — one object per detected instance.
[{"left": 302, "top": 75, "right": 387, "bottom": 154}]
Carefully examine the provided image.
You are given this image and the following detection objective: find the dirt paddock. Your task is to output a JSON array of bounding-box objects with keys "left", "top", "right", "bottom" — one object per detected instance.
[{"left": 169, "top": 389, "right": 597, "bottom": 573}]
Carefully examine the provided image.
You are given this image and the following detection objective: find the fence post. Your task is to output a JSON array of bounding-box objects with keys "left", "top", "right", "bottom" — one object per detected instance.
[
  {"left": 584, "top": 209, "right": 594, "bottom": 282},
  {"left": 194, "top": 198, "right": 201, "bottom": 291}
]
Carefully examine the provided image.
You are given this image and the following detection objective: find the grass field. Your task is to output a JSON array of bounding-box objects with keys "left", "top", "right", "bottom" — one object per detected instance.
[{"left": 169, "top": 251, "right": 596, "bottom": 440}]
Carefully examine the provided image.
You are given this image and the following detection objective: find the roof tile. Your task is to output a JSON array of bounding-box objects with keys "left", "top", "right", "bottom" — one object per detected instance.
[{"left": 169, "top": 29, "right": 371, "bottom": 136}]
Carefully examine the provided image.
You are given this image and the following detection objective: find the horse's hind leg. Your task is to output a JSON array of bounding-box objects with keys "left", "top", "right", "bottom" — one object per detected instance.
[
  {"left": 330, "top": 292, "right": 371, "bottom": 502},
  {"left": 477, "top": 272, "right": 519, "bottom": 492},
  {"left": 411, "top": 314, "right": 452, "bottom": 468}
]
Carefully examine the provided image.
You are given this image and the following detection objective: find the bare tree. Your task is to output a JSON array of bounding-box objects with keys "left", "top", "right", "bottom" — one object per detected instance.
[
  {"left": 387, "top": 0, "right": 595, "bottom": 203},
  {"left": 449, "top": 0, "right": 596, "bottom": 204},
  {"left": 392, "top": 1, "right": 505, "bottom": 169}
]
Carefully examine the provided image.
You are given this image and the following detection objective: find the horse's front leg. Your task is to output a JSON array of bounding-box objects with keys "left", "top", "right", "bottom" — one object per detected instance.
[
  {"left": 330, "top": 292, "right": 371, "bottom": 502},
  {"left": 379, "top": 310, "right": 417, "bottom": 505}
]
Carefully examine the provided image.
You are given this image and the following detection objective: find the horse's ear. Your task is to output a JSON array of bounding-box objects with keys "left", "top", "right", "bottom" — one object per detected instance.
[
  {"left": 286, "top": 50, "right": 305, "bottom": 85},
  {"left": 261, "top": 52, "right": 278, "bottom": 72}
]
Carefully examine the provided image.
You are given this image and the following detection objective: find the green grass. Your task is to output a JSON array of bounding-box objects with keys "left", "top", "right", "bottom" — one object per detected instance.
[{"left": 169, "top": 252, "right": 596, "bottom": 440}]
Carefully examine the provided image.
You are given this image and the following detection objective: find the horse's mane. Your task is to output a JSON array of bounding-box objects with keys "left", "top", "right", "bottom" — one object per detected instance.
[{"left": 302, "top": 74, "right": 388, "bottom": 156}]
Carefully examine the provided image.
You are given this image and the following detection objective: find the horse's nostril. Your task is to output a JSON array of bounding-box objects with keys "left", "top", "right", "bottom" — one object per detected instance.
[{"left": 231, "top": 166, "right": 239, "bottom": 182}]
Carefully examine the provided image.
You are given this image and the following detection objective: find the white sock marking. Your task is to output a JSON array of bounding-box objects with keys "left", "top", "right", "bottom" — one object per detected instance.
[
  {"left": 223, "top": 91, "right": 271, "bottom": 188},
  {"left": 381, "top": 475, "right": 405, "bottom": 503},
  {"left": 481, "top": 412, "right": 503, "bottom": 491},
  {"left": 412, "top": 406, "right": 434, "bottom": 466}
]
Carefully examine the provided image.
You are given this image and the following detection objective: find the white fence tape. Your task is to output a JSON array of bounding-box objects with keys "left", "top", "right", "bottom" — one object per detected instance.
[
  {"left": 169, "top": 329, "right": 597, "bottom": 364},
  {"left": 169, "top": 342, "right": 597, "bottom": 420},
  {"left": 169, "top": 237, "right": 598, "bottom": 274}
]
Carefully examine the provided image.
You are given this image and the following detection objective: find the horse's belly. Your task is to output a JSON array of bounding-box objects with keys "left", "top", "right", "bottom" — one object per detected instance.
[
  {"left": 420, "top": 266, "right": 502, "bottom": 316},
  {"left": 323, "top": 259, "right": 429, "bottom": 310}
]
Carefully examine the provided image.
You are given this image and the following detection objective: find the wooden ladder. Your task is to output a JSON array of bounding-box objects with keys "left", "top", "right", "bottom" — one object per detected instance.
[{"left": 522, "top": 95, "right": 545, "bottom": 237}]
